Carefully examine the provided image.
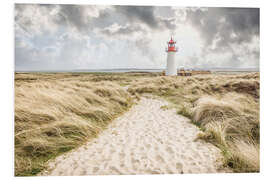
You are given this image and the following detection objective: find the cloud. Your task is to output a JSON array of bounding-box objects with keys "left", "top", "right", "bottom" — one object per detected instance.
[
  {"left": 15, "top": 4, "right": 113, "bottom": 35},
  {"left": 185, "top": 7, "right": 259, "bottom": 49},
  {"left": 14, "top": 4, "right": 260, "bottom": 71},
  {"left": 55, "top": 5, "right": 112, "bottom": 32},
  {"left": 15, "top": 4, "right": 60, "bottom": 36},
  {"left": 115, "top": 6, "right": 177, "bottom": 31},
  {"left": 178, "top": 7, "right": 260, "bottom": 68},
  {"left": 97, "top": 23, "right": 146, "bottom": 37},
  {"left": 115, "top": 6, "right": 159, "bottom": 29}
]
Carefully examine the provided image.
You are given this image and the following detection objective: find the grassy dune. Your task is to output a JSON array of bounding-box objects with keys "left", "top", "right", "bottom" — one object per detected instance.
[
  {"left": 15, "top": 72, "right": 259, "bottom": 175},
  {"left": 15, "top": 73, "right": 133, "bottom": 176},
  {"left": 127, "top": 72, "right": 260, "bottom": 172}
]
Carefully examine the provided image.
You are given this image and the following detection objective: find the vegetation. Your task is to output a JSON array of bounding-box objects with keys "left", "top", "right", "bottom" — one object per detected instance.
[
  {"left": 127, "top": 72, "right": 260, "bottom": 172},
  {"left": 15, "top": 72, "right": 259, "bottom": 175},
  {"left": 15, "top": 73, "right": 133, "bottom": 176}
]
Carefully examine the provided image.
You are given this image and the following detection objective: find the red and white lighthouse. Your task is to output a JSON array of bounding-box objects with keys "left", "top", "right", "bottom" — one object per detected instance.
[{"left": 165, "top": 37, "right": 178, "bottom": 76}]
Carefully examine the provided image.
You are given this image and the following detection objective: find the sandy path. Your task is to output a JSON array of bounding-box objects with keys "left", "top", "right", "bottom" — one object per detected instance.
[{"left": 42, "top": 97, "right": 225, "bottom": 176}]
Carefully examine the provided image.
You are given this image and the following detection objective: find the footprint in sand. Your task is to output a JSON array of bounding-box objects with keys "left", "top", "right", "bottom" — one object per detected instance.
[
  {"left": 41, "top": 98, "right": 226, "bottom": 176},
  {"left": 156, "top": 155, "right": 165, "bottom": 163},
  {"left": 166, "top": 146, "right": 174, "bottom": 154}
]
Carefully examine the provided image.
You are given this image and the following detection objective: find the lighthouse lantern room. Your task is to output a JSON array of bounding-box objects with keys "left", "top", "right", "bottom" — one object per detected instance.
[{"left": 165, "top": 37, "right": 178, "bottom": 76}]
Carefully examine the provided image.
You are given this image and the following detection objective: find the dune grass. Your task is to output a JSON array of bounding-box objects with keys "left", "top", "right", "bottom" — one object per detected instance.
[
  {"left": 15, "top": 73, "right": 133, "bottom": 176},
  {"left": 194, "top": 94, "right": 259, "bottom": 172},
  {"left": 127, "top": 72, "right": 260, "bottom": 172},
  {"left": 15, "top": 72, "right": 260, "bottom": 174}
]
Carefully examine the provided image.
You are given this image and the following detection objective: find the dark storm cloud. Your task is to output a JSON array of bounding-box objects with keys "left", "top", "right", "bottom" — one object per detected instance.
[
  {"left": 115, "top": 6, "right": 176, "bottom": 31},
  {"left": 57, "top": 5, "right": 87, "bottom": 31},
  {"left": 115, "top": 6, "right": 159, "bottom": 28},
  {"left": 95, "top": 6, "right": 177, "bottom": 60},
  {"left": 15, "top": 4, "right": 176, "bottom": 37},
  {"left": 15, "top": 5, "right": 259, "bottom": 42},
  {"left": 183, "top": 7, "right": 259, "bottom": 68},
  {"left": 55, "top": 5, "right": 176, "bottom": 34},
  {"left": 96, "top": 5, "right": 177, "bottom": 62},
  {"left": 186, "top": 8, "right": 259, "bottom": 49},
  {"left": 55, "top": 5, "right": 113, "bottom": 32}
]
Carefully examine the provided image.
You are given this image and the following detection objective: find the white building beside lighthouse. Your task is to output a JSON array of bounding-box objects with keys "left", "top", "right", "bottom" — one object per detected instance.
[{"left": 165, "top": 37, "right": 178, "bottom": 76}]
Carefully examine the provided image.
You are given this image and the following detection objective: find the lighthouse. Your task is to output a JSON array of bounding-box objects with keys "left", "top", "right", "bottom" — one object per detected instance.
[{"left": 165, "top": 37, "right": 178, "bottom": 76}]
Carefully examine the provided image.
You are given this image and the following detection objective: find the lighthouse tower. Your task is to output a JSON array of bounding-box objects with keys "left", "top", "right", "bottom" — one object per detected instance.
[{"left": 165, "top": 37, "right": 178, "bottom": 76}]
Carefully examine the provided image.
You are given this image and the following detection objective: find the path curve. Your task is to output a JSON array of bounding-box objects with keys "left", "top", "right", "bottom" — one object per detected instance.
[{"left": 42, "top": 97, "right": 225, "bottom": 175}]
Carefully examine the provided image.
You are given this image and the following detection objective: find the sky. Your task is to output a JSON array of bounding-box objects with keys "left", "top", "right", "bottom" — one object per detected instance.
[{"left": 14, "top": 4, "right": 260, "bottom": 71}]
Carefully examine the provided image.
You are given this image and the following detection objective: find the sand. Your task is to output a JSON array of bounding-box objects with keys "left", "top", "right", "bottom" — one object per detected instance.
[{"left": 42, "top": 97, "right": 225, "bottom": 176}]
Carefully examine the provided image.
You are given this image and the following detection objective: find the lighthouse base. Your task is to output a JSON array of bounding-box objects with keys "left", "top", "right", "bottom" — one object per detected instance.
[{"left": 166, "top": 52, "right": 177, "bottom": 76}]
